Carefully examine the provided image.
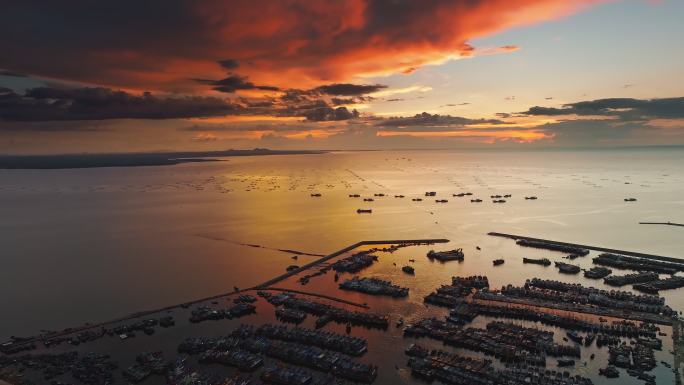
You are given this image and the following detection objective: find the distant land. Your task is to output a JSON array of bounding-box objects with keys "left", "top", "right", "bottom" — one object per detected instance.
[{"left": 0, "top": 149, "right": 325, "bottom": 169}]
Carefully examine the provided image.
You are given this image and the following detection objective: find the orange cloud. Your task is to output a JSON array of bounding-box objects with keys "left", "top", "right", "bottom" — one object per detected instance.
[{"left": 1, "top": 0, "right": 607, "bottom": 91}]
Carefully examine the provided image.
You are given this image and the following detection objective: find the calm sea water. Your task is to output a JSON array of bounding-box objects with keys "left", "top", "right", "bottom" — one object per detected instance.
[{"left": 1, "top": 149, "right": 683, "bottom": 384}]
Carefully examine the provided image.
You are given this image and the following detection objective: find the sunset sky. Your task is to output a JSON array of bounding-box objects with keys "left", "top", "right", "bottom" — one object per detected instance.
[{"left": 1, "top": 0, "right": 683, "bottom": 153}]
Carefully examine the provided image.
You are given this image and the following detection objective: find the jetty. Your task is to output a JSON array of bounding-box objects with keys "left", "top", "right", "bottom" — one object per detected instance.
[
  {"left": 640, "top": 221, "right": 684, "bottom": 227},
  {"left": 489, "top": 232, "right": 682, "bottom": 263}
]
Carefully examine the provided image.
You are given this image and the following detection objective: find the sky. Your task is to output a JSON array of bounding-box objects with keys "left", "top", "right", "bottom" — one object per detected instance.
[{"left": 0, "top": 0, "right": 683, "bottom": 154}]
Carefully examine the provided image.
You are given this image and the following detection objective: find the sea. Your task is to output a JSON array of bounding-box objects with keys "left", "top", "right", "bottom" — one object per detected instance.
[{"left": 1, "top": 148, "right": 683, "bottom": 384}]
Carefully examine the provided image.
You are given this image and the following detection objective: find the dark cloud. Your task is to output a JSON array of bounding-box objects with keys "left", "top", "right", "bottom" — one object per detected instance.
[
  {"left": 304, "top": 107, "right": 358, "bottom": 122},
  {"left": 522, "top": 97, "right": 684, "bottom": 120},
  {"left": 218, "top": 59, "right": 240, "bottom": 70},
  {"left": 313, "top": 83, "right": 386, "bottom": 96},
  {"left": 0, "top": 1, "right": 593, "bottom": 91},
  {"left": 377, "top": 112, "right": 504, "bottom": 127},
  {"left": 330, "top": 97, "right": 356, "bottom": 106},
  {"left": 194, "top": 74, "right": 279, "bottom": 93},
  {"left": 0, "top": 87, "right": 240, "bottom": 121},
  {"left": 0, "top": 70, "right": 27, "bottom": 77}
]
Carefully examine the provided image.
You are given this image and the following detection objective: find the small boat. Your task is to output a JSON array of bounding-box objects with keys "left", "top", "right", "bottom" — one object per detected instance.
[
  {"left": 310, "top": 193, "right": 322, "bottom": 197},
  {"left": 492, "top": 199, "right": 506, "bottom": 203},
  {"left": 402, "top": 266, "right": 415, "bottom": 275},
  {"left": 590, "top": 353, "right": 595, "bottom": 360},
  {"left": 524, "top": 196, "right": 538, "bottom": 200},
  {"left": 425, "top": 191, "right": 436, "bottom": 196},
  {"left": 557, "top": 359, "right": 575, "bottom": 367},
  {"left": 585, "top": 333, "right": 596, "bottom": 346},
  {"left": 356, "top": 209, "right": 372, "bottom": 214},
  {"left": 291, "top": 255, "right": 298, "bottom": 260},
  {"left": 348, "top": 194, "right": 360, "bottom": 198},
  {"left": 470, "top": 199, "right": 482, "bottom": 203},
  {"left": 523, "top": 257, "right": 551, "bottom": 266},
  {"left": 394, "top": 195, "right": 405, "bottom": 198},
  {"left": 624, "top": 197, "right": 637, "bottom": 202},
  {"left": 412, "top": 198, "right": 423, "bottom": 201},
  {"left": 567, "top": 331, "right": 584, "bottom": 344},
  {"left": 476, "top": 246, "right": 481, "bottom": 250},
  {"left": 374, "top": 193, "right": 385, "bottom": 197},
  {"left": 286, "top": 265, "right": 299, "bottom": 272},
  {"left": 492, "top": 259, "right": 505, "bottom": 266},
  {"left": 363, "top": 198, "right": 374, "bottom": 202},
  {"left": 435, "top": 199, "right": 448, "bottom": 203},
  {"left": 408, "top": 259, "right": 415, "bottom": 262}
]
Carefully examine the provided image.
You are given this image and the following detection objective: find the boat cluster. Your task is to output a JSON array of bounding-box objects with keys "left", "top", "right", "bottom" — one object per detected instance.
[
  {"left": 593, "top": 252, "right": 684, "bottom": 275},
  {"left": 189, "top": 303, "right": 256, "bottom": 323},
  {"left": 339, "top": 277, "right": 409, "bottom": 297},
  {"left": 262, "top": 293, "right": 389, "bottom": 329},
  {"left": 330, "top": 252, "right": 377, "bottom": 273},
  {"left": 424, "top": 275, "right": 489, "bottom": 308},
  {"left": 427, "top": 248, "right": 464, "bottom": 262},
  {"left": 179, "top": 324, "right": 378, "bottom": 383},
  {"left": 405, "top": 344, "right": 593, "bottom": 385}
]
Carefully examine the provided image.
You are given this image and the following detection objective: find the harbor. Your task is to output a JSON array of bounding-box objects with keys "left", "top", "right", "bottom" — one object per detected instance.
[{"left": 1, "top": 237, "right": 682, "bottom": 385}]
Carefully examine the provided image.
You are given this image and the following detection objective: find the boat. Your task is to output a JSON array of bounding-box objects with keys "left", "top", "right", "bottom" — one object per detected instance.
[
  {"left": 470, "top": 199, "right": 482, "bottom": 203},
  {"left": 492, "top": 259, "right": 505, "bottom": 266},
  {"left": 363, "top": 198, "right": 374, "bottom": 202},
  {"left": 584, "top": 266, "right": 612, "bottom": 279},
  {"left": 492, "top": 199, "right": 506, "bottom": 203},
  {"left": 286, "top": 265, "right": 299, "bottom": 272},
  {"left": 425, "top": 191, "right": 436, "bottom": 196},
  {"left": 624, "top": 197, "right": 637, "bottom": 202},
  {"left": 412, "top": 198, "right": 423, "bottom": 201},
  {"left": 356, "top": 209, "right": 372, "bottom": 214},
  {"left": 584, "top": 333, "right": 596, "bottom": 346},
  {"left": 435, "top": 199, "right": 448, "bottom": 203},
  {"left": 567, "top": 331, "right": 584, "bottom": 344},
  {"left": 394, "top": 195, "right": 405, "bottom": 198},
  {"left": 557, "top": 359, "right": 575, "bottom": 367},
  {"left": 599, "top": 365, "right": 619, "bottom": 378},
  {"left": 310, "top": 193, "right": 322, "bottom": 197},
  {"left": 525, "top": 196, "right": 538, "bottom": 200},
  {"left": 555, "top": 261, "right": 580, "bottom": 274},
  {"left": 402, "top": 265, "right": 415, "bottom": 274},
  {"left": 476, "top": 246, "right": 481, "bottom": 250},
  {"left": 348, "top": 194, "right": 360, "bottom": 198},
  {"left": 523, "top": 257, "right": 551, "bottom": 266}
]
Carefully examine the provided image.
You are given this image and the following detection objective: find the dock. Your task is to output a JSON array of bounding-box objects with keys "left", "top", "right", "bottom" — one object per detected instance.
[{"left": 488, "top": 232, "right": 682, "bottom": 263}]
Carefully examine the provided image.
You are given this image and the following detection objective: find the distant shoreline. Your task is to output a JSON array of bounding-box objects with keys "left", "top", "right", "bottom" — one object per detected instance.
[{"left": 0, "top": 149, "right": 326, "bottom": 169}]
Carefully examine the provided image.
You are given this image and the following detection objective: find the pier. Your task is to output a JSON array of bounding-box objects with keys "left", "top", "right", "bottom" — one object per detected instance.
[{"left": 489, "top": 232, "right": 682, "bottom": 263}]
